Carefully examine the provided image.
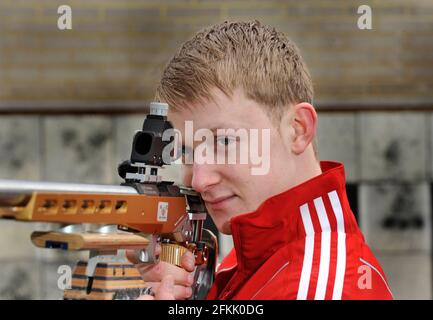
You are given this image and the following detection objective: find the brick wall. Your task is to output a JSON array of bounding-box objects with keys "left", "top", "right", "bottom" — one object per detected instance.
[{"left": 0, "top": 0, "right": 432, "bottom": 109}]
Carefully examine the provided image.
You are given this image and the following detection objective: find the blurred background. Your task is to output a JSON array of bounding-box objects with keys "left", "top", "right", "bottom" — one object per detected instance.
[{"left": 0, "top": 0, "right": 432, "bottom": 299}]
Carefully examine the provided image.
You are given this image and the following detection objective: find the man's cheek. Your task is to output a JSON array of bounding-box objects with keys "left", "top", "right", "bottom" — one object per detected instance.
[{"left": 250, "top": 128, "right": 271, "bottom": 176}]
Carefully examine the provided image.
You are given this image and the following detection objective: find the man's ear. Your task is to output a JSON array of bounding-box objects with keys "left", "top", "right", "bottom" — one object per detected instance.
[{"left": 288, "top": 102, "right": 318, "bottom": 155}]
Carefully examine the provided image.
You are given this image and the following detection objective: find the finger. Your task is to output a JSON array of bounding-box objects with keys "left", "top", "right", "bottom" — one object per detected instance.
[
  {"left": 180, "top": 251, "right": 196, "bottom": 272},
  {"left": 135, "top": 261, "right": 194, "bottom": 286},
  {"left": 144, "top": 282, "right": 192, "bottom": 300},
  {"left": 137, "top": 295, "right": 154, "bottom": 300},
  {"left": 155, "top": 275, "right": 175, "bottom": 300}
]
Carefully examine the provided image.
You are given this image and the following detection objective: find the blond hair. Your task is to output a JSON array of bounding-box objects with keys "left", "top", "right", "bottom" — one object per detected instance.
[{"left": 155, "top": 20, "right": 317, "bottom": 153}]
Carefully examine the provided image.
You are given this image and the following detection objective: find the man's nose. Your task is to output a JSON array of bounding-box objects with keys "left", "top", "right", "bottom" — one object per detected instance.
[{"left": 185, "top": 163, "right": 220, "bottom": 193}]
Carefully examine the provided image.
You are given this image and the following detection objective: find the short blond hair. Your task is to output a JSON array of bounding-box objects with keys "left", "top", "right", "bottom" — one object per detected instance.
[{"left": 155, "top": 20, "right": 317, "bottom": 154}]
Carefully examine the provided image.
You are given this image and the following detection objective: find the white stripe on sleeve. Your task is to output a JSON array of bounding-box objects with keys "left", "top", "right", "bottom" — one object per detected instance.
[
  {"left": 297, "top": 203, "right": 315, "bottom": 300},
  {"left": 313, "top": 196, "right": 331, "bottom": 300},
  {"left": 328, "top": 190, "right": 347, "bottom": 300}
]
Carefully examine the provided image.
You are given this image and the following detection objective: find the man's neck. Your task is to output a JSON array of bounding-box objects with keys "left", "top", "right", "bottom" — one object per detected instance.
[{"left": 293, "top": 147, "right": 323, "bottom": 187}]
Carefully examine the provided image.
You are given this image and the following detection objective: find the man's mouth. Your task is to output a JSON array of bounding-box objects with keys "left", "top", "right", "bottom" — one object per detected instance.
[{"left": 203, "top": 195, "right": 237, "bottom": 210}]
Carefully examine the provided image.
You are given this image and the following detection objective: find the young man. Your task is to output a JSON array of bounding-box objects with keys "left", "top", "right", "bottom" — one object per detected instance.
[{"left": 135, "top": 21, "right": 393, "bottom": 300}]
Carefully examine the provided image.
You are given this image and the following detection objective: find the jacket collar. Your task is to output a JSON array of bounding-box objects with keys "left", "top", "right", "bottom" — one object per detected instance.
[{"left": 229, "top": 161, "right": 359, "bottom": 276}]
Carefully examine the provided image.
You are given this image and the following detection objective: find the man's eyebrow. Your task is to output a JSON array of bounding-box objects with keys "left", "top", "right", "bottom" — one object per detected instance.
[
  {"left": 200, "top": 119, "right": 250, "bottom": 133},
  {"left": 208, "top": 127, "right": 246, "bottom": 134}
]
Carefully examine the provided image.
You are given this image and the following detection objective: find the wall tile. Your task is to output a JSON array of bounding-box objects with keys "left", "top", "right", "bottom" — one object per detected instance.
[
  {"left": 0, "top": 259, "right": 41, "bottom": 299},
  {"left": 43, "top": 116, "right": 114, "bottom": 184},
  {"left": 0, "top": 221, "right": 37, "bottom": 260},
  {"left": 0, "top": 116, "right": 41, "bottom": 180},
  {"left": 376, "top": 253, "right": 431, "bottom": 300},
  {"left": 359, "top": 183, "right": 431, "bottom": 253},
  {"left": 359, "top": 113, "right": 427, "bottom": 181},
  {"left": 429, "top": 114, "right": 433, "bottom": 179}
]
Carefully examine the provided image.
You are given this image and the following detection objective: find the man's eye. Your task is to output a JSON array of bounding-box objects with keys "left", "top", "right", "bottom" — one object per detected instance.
[
  {"left": 182, "top": 146, "right": 194, "bottom": 156},
  {"left": 216, "top": 136, "right": 236, "bottom": 146}
]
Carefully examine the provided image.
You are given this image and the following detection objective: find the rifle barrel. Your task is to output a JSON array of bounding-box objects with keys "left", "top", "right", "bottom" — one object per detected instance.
[{"left": 0, "top": 179, "right": 137, "bottom": 207}]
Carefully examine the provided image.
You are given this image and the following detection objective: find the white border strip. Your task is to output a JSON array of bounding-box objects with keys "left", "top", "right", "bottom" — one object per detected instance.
[
  {"left": 251, "top": 261, "right": 290, "bottom": 299},
  {"left": 328, "top": 190, "right": 347, "bottom": 300}
]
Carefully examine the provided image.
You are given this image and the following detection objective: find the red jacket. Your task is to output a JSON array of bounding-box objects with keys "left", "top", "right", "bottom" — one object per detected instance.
[{"left": 207, "top": 161, "right": 393, "bottom": 300}]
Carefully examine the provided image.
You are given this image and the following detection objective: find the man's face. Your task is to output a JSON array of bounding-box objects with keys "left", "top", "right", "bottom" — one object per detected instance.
[{"left": 169, "top": 88, "right": 300, "bottom": 234}]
